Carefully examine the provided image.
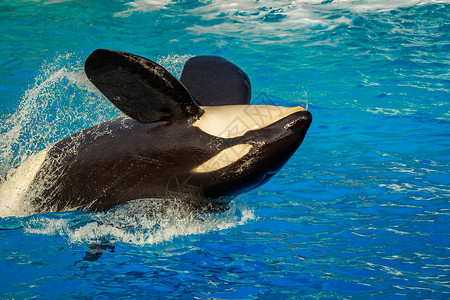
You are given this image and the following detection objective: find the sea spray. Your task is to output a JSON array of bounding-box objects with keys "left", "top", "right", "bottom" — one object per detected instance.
[
  {"left": 0, "top": 53, "right": 120, "bottom": 178},
  {"left": 22, "top": 200, "right": 257, "bottom": 246}
]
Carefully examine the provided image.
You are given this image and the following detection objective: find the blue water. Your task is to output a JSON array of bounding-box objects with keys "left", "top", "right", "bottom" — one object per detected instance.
[{"left": 1, "top": 0, "right": 449, "bottom": 298}]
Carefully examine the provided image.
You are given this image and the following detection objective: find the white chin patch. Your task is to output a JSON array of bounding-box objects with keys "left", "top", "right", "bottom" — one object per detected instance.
[
  {"left": 193, "top": 105, "right": 305, "bottom": 138},
  {"left": 193, "top": 144, "right": 252, "bottom": 173}
]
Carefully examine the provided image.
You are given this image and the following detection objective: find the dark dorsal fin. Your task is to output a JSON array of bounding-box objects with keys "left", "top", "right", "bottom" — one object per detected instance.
[
  {"left": 84, "top": 49, "right": 203, "bottom": 123},
  {"left": 180, "top": 56, "right": 251, "bottom": 106}
]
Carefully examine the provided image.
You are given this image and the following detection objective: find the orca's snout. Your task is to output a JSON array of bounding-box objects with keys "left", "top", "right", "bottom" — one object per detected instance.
[
  {"left": 255, "top": 108, "right": 312, "bottom": 179},
  {"left": 282, "top": 109, "right": 312, "bottom": 157},
  {"left": 285, "top": 110, "right": 312, "bottom": 137}
]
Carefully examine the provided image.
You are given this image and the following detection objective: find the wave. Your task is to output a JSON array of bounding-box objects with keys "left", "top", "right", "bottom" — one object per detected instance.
[
  {"left": 117, "top": 0, "right": 449, "bottom": 16},
  {"left": 115, "top": 0, "right": 450, "bottom": 41}
]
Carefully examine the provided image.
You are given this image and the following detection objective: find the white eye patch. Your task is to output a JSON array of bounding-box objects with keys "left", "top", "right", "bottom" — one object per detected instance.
[
  {"left": 193, "top": 144, "right": 252, "bottom": 173},
  {"left": 193, "top": 105, "right": 305, "bottom": 138}
]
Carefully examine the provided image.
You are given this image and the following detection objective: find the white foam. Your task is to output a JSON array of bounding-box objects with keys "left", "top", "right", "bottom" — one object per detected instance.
[
  {"left": 23, "top": 201, "right": 257, "bottom": 245},
  {"left": 114, "top": 0, "right": 450, "bottom": 41},
  {"left": 329, "top": 0, "right": 450, "bottom": 12},
  {"left": 114, "top": 0, "right": 173, "bottom": 17},
  {"left": 366, "top": 107, "right": 403, "bottom": 116},
  {"left": 117, "top": 0, "right": 450, "bottom": 14}
]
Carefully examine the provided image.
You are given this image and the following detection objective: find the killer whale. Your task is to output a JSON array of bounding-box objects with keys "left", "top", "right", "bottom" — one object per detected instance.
[{"left": 0, "top": 49, "right": 312, "bottom": 216}]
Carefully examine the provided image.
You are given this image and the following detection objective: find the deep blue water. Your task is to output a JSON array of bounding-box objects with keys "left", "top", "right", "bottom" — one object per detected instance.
[{"left": 1, "top": 0, "right": 449, "bottom": 298}]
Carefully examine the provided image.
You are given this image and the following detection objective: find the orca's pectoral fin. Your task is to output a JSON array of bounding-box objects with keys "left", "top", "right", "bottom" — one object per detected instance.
[
  {"left": 85, "top": 49, "right": 203, "bottom": 123},
  {"left": 180, "top": 56, "right": 251, "bottom": 106}
]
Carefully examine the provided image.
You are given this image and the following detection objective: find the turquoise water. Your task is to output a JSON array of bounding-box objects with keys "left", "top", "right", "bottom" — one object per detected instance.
[{"left": 1, "top": 0, "right": 449, "bottom": 298}]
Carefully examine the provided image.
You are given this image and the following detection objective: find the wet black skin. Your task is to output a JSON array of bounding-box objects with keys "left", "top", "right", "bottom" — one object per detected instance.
[{"left": 29, "top": 110, "right": 312, "bottom": 213}]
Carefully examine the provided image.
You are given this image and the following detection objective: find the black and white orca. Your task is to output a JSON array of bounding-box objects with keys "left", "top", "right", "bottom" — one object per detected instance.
[{"left": 0, "top": 49, "right": 312, "bottom": 216}]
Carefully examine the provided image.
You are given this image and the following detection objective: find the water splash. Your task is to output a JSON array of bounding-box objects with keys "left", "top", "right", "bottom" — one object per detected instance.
[
  {"left": 156, "top": 53, "right": 193, "bottom": 79},
  {"left": 22, "top": 200, "right": 257, "bottom": 246},
  {"left": 0, "top": 53, "right": 121, "bottom": 178}
]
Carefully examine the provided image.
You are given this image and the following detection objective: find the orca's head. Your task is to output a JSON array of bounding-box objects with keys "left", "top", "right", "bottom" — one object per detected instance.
[
  {"left": 188, "top": 105, "right": 312, "bottom": 200},
  {"left": 85, "top": 49, "right": 312, "bottom": 205}
]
